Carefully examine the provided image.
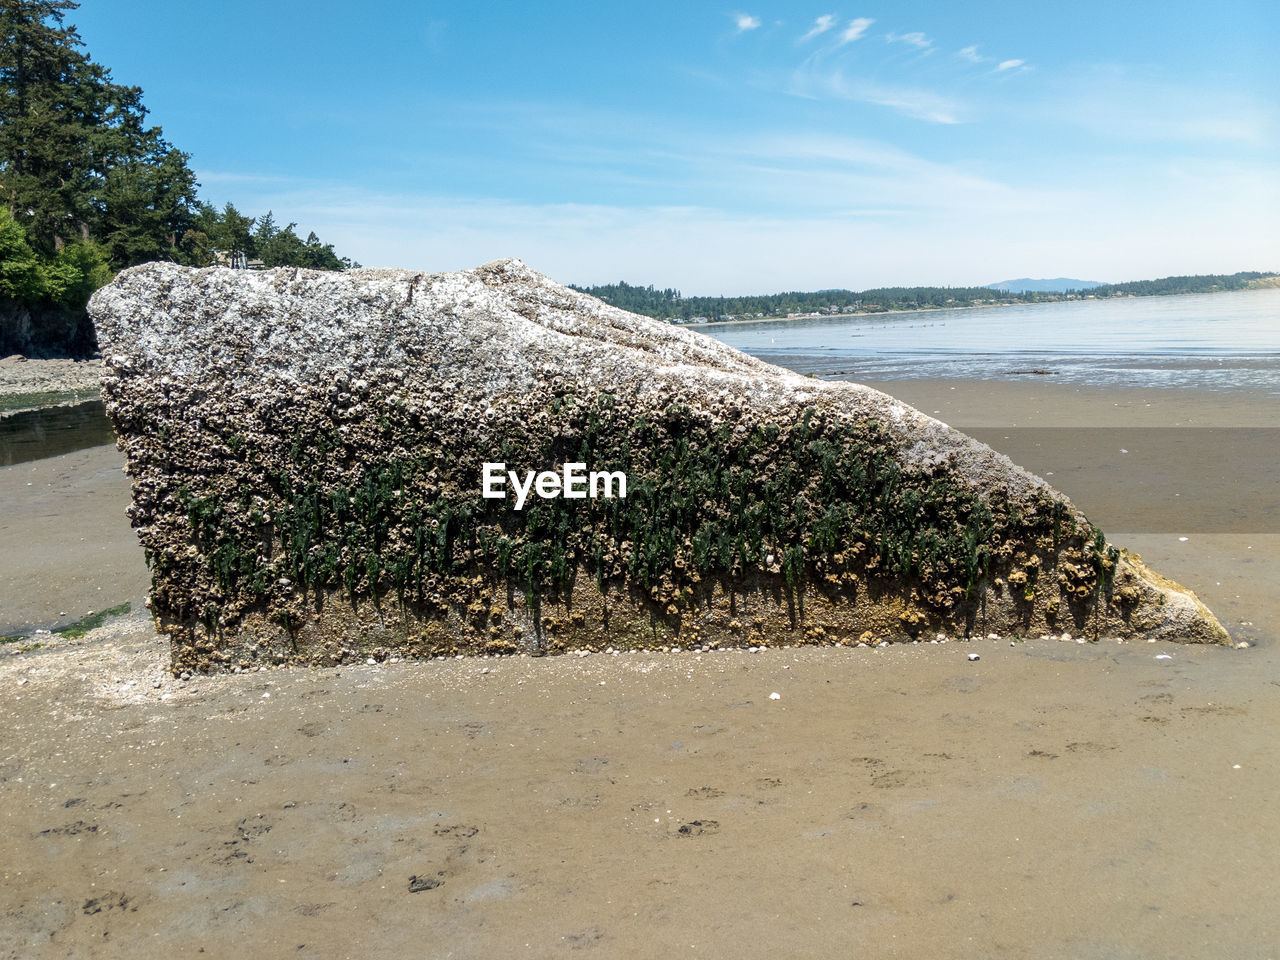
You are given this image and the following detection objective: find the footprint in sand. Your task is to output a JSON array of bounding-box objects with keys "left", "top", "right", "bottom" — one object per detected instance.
[{"left": 676, "top": 819, "right": 720, "bottom": 837}]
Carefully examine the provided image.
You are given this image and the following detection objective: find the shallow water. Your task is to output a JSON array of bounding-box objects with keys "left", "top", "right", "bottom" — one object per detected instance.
[
  {"left": 700, "top": 288, "right": 1280, "bottom": 392},
  {"left": 0, "top": 400, "right": 115, "bottom": 466}
]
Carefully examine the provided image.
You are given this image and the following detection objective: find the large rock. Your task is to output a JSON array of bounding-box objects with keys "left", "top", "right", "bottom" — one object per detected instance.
[{"left": 89, "top": 259, "right": 1229, "bottom": 673}]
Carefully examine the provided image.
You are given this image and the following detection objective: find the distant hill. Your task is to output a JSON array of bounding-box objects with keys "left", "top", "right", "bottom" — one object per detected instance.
[{"left": 987, "top": 278, "right": 1105, "bottom": 293}]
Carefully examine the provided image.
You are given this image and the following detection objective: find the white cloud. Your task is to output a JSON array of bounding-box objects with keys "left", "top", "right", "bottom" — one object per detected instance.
[
  {"left": 957, "top": 45, "right": 985, "bottom": 63},
  {"left": 209, "top": 133, "right": 1279, "bottom": 292},
  {"left": 234, "top": 183, "right": 1279, "bottom": 295},
  {"left": 860, "top": 86, "right": 957, "bottom": 123},
  {"left": 837, "top": 17, "right": 874, "bottom": 45},
  {"left": 889, "top": 31, "right": 932, "bottom": 49},
  {"left": 791, "top": 68, "right": 962, "bottom": 123},
  {"left": 737, "top": 134, "right": 1042, "bottom": 209},
  {"left": 734, "top": 12, "right": 761, "bottom": 32},
  {"left": 997, "top": 59, "right": 1025, "bottom": 71},
  {"left": 799, "top": 14, "right": 837, "bottom": 42},
  {"left": 198, "top": 76, "right": 1280, "bottom": 293}
]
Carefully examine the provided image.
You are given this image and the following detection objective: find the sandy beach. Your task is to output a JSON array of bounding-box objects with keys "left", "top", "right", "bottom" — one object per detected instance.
[{"left": 1, "top": 377, "right": 1276, "bottom": 959}]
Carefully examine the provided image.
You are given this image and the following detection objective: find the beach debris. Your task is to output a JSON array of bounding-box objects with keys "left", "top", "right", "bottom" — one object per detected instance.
[
  {"left": 408, "top": 874, "right": 444, "bottom": 892},
  {"left": 1155, "top": 654, "right": 1173, "bottom": 660},
  {"left": 677, "top": 819, "right": 720, "bottom": 837},
  {"left": 967, "top": 653, "right": 980, "bottom": 661},
  {"left": 89, "top": 259, "right": 1233, "bottom": 672},
  {"left": 769, "top": 691, "right": 781, "bottom": 700}
]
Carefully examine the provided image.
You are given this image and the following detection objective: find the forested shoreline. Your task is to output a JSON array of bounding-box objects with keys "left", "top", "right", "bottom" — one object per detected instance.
[{"left": 571, "top": 271, "right": 1277, "bottom": 323}]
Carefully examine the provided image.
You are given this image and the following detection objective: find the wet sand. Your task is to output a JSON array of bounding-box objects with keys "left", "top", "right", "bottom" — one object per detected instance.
[
  {"left": 0, "top": 444, "right": 148, "bottom": 634},
  {"left": 1, "top": 379, "right": 1277, "bottom": 959}
]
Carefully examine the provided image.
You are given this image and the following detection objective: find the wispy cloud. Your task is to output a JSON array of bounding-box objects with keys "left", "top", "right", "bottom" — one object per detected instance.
[
  {"left": 232, "top": 131, "right": 1076, "bottom": 289},
  {"left": 856, "top": 83, "right": 958, "bottom": 123},
  {"left": 794, "top": 68, "right": 962, "bottom": 123},
  {"left": 997, "top": 59, "right": 1025, "bottom": 72},
  {"left": 888, "top": 31, "right": 932, "bottom": 49},
  {"left": 212, "top": 110, "right": 1279, "bottom": 292},
  {"left": 837, "top": 17, "right": 874, "bottom": 45},
  {"left": 733, "top": 12, "right": 761, "bottom": 32},
  {"left": 957, "top": 45, "right": 985, "bottom": 63},
  {"left": 742, "top": 134, "right": 1028, "bottom": 205},
  {"left": 799, "top": 14, "right": 837, "bottom": 43}
]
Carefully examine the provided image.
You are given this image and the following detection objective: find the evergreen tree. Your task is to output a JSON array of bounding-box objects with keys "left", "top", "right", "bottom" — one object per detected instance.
[
  {"left": 0, "top": 0, "right": 355, "bottom": 354},
  {"left": 1, "top": 0, "right": 201, "bottom": 264}
]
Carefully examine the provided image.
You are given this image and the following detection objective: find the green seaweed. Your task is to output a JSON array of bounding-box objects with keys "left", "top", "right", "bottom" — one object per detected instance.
[
  {"left": 162, "top": 388, "right": 1085, "bottom": 638},
  {"left": 55, "top": 601, "right": 132, "bottom": 639}
]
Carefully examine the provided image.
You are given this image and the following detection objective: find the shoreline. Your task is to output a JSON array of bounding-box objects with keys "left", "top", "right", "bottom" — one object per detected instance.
[
  {"left": 0, "top": 355, "right": 102, "bottom": 418},
  {"left": 695, "top": 298, "right": 1021, "bottom": 327},
  {"left": 688, "top": 282, "right": 1277, "bottom": 328}
]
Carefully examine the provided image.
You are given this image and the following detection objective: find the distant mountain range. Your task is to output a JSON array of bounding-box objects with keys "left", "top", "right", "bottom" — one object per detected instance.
[{"left": 987, "top": 278, "right": 1106, "bottom": 293}]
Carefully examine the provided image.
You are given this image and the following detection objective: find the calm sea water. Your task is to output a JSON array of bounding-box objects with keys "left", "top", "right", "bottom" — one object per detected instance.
[
  {"left": 0, "top": 399, "right": 113, "bottom": 466},
  {"left": 698, "top": 287, "right": 1280, "bottom": 393}
]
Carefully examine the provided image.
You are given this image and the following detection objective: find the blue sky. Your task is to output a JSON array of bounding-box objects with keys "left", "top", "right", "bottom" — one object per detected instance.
[{"left": 72, "top": 1, "right": 1278, "bottom": 293}]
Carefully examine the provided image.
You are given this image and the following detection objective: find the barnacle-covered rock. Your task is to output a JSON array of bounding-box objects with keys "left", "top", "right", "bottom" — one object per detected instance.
[{"left": 89, "top": 259, "right": 1228, "bottom": 673}]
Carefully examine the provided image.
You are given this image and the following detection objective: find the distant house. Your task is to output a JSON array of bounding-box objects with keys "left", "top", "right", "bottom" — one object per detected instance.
[{"left": 211, "top": 251, "right": 267, "bottom": 270}]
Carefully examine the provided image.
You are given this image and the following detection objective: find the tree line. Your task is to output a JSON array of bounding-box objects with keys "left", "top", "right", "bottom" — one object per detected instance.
[
  {"left": 571, "top": 280, "right": 1059, "bottom": 321},
  {"left": 1086, "top": 272, "right": 1270, "bottom": 299},
  {"left": 571, "top": 271, "right": 1276, "bottom": 323},
  {"left": 0, "top": 0, "right": 354, "bottom": 355}
]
